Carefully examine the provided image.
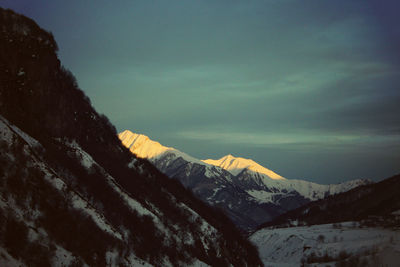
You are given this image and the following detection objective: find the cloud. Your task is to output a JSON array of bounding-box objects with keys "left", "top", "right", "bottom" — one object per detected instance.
[{"left": 175, "top": 129, "right": 400, "bottom": 150}]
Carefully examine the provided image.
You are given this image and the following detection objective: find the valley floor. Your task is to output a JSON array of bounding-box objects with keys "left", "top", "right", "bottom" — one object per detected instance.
[{"left": 250, "top": 222, "right": 400, "bottom": 267}]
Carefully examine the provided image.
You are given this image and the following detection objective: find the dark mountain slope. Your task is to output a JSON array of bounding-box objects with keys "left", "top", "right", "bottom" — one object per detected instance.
[
  {"left": 0, "top": 8, "right": 262, "bottom": 266},
  {"left": 258, "top": 174, "right": 400, "bottom": 229}
]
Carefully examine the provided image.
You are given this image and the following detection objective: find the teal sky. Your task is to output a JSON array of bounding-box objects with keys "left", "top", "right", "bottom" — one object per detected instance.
[{"left": 3, "top": 1, "right": 399, "bottom": 183}]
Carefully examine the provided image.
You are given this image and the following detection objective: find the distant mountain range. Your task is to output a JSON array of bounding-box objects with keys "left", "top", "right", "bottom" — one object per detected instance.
[
  {"left": 119, "top": 130, "right": 371, "bottom": 231},
  {"left": 258, "top": 173, "right": 400, "bottom": 229}
]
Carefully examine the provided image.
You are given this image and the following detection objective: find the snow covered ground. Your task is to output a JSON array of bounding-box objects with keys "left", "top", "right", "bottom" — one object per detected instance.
[{"left": 250, "top": 222, "right": 400, "bottom": 267}]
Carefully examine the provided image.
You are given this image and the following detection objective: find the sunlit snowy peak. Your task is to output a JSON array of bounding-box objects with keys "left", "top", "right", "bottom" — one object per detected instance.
[{"left": 203, "top": 154, "right": 284, "bottom": 179}]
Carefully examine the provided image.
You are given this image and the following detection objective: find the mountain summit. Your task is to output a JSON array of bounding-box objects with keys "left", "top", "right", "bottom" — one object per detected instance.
[
  {"left": 119, "top": 130, "right": 203, "bottom": 164},
  {"left": 119, "top": 130, "right": 370, "bottom": 231},
  {"left": 204, "top": 154, "right": 284, "bottom": 179}
]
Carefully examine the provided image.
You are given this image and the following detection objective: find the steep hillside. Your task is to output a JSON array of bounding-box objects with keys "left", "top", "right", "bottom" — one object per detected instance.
[
  {"left": 0, "top": 8, "right": 262, "bottom": 266},
  {"left": 258, "top": 174, "right": 400, "bottom": 229},
  {"left": 119, "top": 130, "right": 370, "bottom": 232}
]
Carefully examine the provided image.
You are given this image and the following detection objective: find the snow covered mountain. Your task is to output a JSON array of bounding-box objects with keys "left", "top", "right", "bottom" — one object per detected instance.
[
  {"left": 258, "top": 174, "right": 400, "bottom": 229},
  {"left": 204, "top": 154, "right": 283, "bottom": 179},
  {"left": 119, "top": 131, "right": 263, "bottom": 230},
  {"left": 205, "top": 154, "right": 368, "bottom": 202},
  {"left": 0, "top": 8, "right": 261, "bottom": 266},
  {"left": 119, "top": 130, "right": 370, "bottom": 231}
]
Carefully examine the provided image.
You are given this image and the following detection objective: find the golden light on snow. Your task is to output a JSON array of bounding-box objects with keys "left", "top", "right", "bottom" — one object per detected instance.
[
  {"left": 203, "top": 154, "right": 284, "bottom": 179},
  {"left": 119, "top": 130, "right": 284, "bottom": 180}
]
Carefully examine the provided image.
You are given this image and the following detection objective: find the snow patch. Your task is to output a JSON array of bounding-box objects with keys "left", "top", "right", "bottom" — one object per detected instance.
[
  {"left": 127, "top": 158, "right": 137, "bottom": 169},
  {"left": 189, "top": 259, "right": 211, "bottom": 267},
  {"left": 70, "top": 194, "right": 122, "bottom": 240},
  {"left": 125, "top": 253, "right": 153, "bottom": 267},
  {"left": 177, "top": 202, "right": 218, "bottom": 250},
  {"left": 0, "top": 117, "right": 15, "bottom": 144},
  {"left": 105, "top": 174, "right": 173, "bottom": 239},
  {"left": 39, "top": 166, "right": 123, "bottom": 240},
  {"left": 105, "top": 250, "right": 119, "bottom": 267},
  {"left": 52, "top": 245, "right": 76, "bottom": 267},
  {"left": 0, "top": 115, "right": 39, "bottom": 147},
  {"left": 65, "top": 141, "right": 94, "bottom": 169},
  {"left": 0, "top": 246, "right": 26, "bottom": 267},
  {"left": 392, "top": 209, "right": 400, "bottom": 216},
  {"left": 247, "top": 190, "right": 282, "bottom": 204},
  {"left": 17, "top": 68, "right": 25, "bottom": 76}
]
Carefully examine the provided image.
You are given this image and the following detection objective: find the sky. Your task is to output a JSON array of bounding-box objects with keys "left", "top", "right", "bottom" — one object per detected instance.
[{"left": 2, "top": 0, "right": 399, "bottom": 183}]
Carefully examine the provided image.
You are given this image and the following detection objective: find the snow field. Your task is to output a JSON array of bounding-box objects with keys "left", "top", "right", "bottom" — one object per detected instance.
[{"left": 251, "top": 222, "right": 400, "bottom": 267}]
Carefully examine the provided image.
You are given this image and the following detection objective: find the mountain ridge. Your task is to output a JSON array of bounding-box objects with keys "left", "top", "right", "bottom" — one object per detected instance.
[
  {"left": 257, "top": 173, "right": 400, "bottom": 229},
  {"left": 118, "top": 130, "right": 371, "bottom": 231},
  {"left": 204, "top": 154, "right": 284, "bottom": 179}
]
